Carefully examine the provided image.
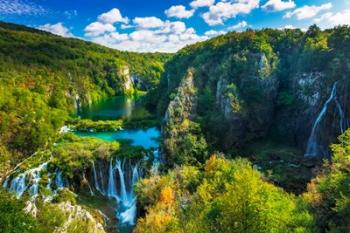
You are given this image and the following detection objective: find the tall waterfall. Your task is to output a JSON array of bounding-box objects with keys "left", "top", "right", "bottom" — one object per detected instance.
[
  {"left": 107, "top": 159, "right": 118, "bottom": 201},
  {"left": 93, "top": 158, "right": 140, "bottom": 226},
  {"left": 305, "top": 82, "right": 346, "bottom": 157}
]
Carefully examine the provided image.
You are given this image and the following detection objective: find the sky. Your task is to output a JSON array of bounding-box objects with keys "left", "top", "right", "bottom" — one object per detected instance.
[{"left": 0, "top": 0, "right": 349, "bottom": 52}]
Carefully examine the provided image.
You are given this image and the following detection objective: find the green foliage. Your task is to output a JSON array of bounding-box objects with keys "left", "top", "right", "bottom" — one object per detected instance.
[
  {"left": 0, "top": 21, "right": 169, "bottom": 166},
  {"left": 135, "top": 156, "right": 315, "bottom": 233},
  {"left": 0, "top": 189, "right": 38, "bottom": 233},
  {"left": 304, "top": 129, "right": 350, "bottom": 232},
  {"left": 36, "top": 202, "right": 66, "bottom": 233},
  {"left": 69, "top": 119, "right": 123, "bottom": 132},
  {"left": 52, "top": 134, "right": 120, "bottom": 177}
]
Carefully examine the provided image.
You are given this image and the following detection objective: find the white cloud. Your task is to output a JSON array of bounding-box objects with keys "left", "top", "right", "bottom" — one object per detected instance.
[
  {"left": 262, "top": 0, "right": 295, "bottom": 12},
  {"left": 86, "top": 18, "right": 207, "bottom": 52},
  {"left": 204, "top": 29, "right": 226, "bottom": 37},
  {"left": 202, "top": 0, "right": 259, "bottom": 25},
  {"left": 190, "top": 0, "right": 215, "bottom": 8},
  {"left": 133, "top": 17, "right": 164, "bottom": 29},
  {"left": 38, "top": 23, "right": 73, "bottom": 37},
  {"left": 84, "top": 8, "right": 129, "bottom": 37},
  {"left": 282, "top": 24, "right": 296, "bottom": 29},
  {"left": 284, "top": 2, "right": 332, "bottom": 20},
  {"left": 165, "top": 5, "right": 195, "bottom": 19},
  {"left": 0, "top": 0, "right": 46, "bottom": 15},
  {"left": 228, "top": 20, "right": 247, "bottom": 31},
  {"left": 204, "top": 20, "right": 248, "bottom": 38},
  {"left": 97, "top": 8, "right": 129, "bottom": 24},
  {"left": 85, "top": 22, "right": 115, "bottom": 37},
  {"left": 314, "top": 9, "right": 350, "bottom": 28}
]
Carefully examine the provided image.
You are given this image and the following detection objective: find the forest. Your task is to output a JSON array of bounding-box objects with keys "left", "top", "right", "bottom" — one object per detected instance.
[{"left": 1, "top": 21, "right": 350, "bottom": 233}]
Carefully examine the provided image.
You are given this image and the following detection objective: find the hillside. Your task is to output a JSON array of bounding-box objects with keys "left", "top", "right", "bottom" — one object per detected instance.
[
  {"left": 2, "top": 22, "right": 350, "bottom": 233},
  {"left": 0, "top": 21, "right": 170, "bottom": 169},
  {"left": 154, "top": 25, "right": 350, "bottom": 162}
]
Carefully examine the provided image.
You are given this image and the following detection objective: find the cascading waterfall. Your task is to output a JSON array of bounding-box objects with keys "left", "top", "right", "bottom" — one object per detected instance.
[
  {"left": 93, "top": 157, "right": 140, "bottom": 226},
  {"left": 107, "top": 159, "right": 118, "bottom": 200},
  {"left": 305, "top": 81, "right": 346, "bottom": 157},
  {"left": 92, "top": 161, "right": 103, "bottom": 194},
  {"left": 3, "top": 162, "right": 48, "bottom": 199},
  {"left": 3, "top": 162, "right": 67, "bottom": 200}
]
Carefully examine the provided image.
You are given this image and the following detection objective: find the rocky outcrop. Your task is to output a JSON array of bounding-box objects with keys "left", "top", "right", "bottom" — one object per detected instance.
[
  {"left": 55, "top": 202, "right": 106, "bottom": 233},
  {"left": 120, "top": 66, "right": 134, "bottom": 94},
  {"left": 163, "top": 69, "right": 199, "bottom": 161}
]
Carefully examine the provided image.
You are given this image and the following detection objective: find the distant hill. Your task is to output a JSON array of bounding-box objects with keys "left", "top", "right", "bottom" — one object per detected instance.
[{"left": 0, "top": 21, "right": 170, "bottom": 159}]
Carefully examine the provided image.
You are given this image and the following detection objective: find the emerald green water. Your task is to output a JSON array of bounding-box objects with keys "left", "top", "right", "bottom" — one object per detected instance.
[
  {"left": 79, "top": 96, "right": 136, "bottom": 120},
  {"left": 76, "top": 96, "right": 160, "bottom": 148},
  {"left": 75, "top": 127, "right": 160, "bottom": 149}
]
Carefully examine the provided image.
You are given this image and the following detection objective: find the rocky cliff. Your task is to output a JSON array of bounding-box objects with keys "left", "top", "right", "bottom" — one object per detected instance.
[{"left": 157, "top": 26, "right": 350, "bottom": 161}]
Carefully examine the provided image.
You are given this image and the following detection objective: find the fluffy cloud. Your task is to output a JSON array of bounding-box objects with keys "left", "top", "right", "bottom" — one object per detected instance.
[
  {"left": 165, "top": 5, "right": 195, "bottom": 19},
  {"left": 84, "top": 22, "right": 115, "bottom": 37},
  {"left": 87, "top": 18, "right": 207, "bottom": 52},
  {"left": 205, "top": 20, "right": 248, "bottom": 38},
  {"left": 228, "top": 20, "right": 247, "bottom": 30},
  {"left": 314, "top": 9, "right": 350, "bottom": 28},
  {"left": 97, "top": 8, "right": 129, "bottom": 24},
  {"left": 38, "top": 23, "right": 73, "bottom": 37},
  {"left": 262, "top": 0, "right": 295, "bottom": 12},
  {"left": 84, "top": 8, "right": 128, "bottom": 37},
  {"left": 204, "top": 29, "right": 226, "bottom": 37},
  {"left": 190, "top": 0, "right": 215, "bottom": 8},
  {"left": 0, "top": 0, "right": 46, "bottom": 15},
  {"left": 202, "top": 0, "right": 259, "bottom": 25},
  {"left": 133, "top": 17, "right": 164, "bottom": 29},
  {"left": 284, "top": 2, "right": 332, "bottom": 20}
]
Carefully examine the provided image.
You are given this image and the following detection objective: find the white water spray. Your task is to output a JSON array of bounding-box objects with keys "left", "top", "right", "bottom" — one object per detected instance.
[{"left": 305, "top": 82, "right": 346, "bottom": 157}]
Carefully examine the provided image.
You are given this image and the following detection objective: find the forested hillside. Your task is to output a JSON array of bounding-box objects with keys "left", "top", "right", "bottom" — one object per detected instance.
[
  {"left": 1, "top": 22, "right": 350, "bottom": 233},
  {"left": 0, "top": 22, "right": 170, "bottom": 174},
  {"left": 150, "top": 25, "right": 350, "bottom": 191}
]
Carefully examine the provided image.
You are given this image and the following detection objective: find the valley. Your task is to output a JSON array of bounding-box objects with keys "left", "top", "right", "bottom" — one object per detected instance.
[{"left": 1, "top": 21, "right": 350, "bottom": 233}]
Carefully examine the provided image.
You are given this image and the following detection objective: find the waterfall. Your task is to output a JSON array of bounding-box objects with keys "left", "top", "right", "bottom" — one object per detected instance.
[
  {"left": 55, "top": 170, "right": 65, "bottom": 189},
  {"left": 9, "top": 174, "right": 28, "bottom": 198},
  {"left": 107, "top": 159, "right": 118, "bottom": 201},
  {"left": 7, "top": 162, "right": 48, "bottom": 199},
  {"left": 335, "top": 96, "right": 345, "bottom": 133},
  {"left": 92, "top": 161, "right": 103, "bottom": 194},
  {"left": 115, "top": 160, "right": 127, "bottom": 204},
  {"left": 95, "top": 158, "right": 140, "bottom": 226},
  {"left": 151, "top": 149, "right": 160, "bottom": 175},
  {"left": 305, "top": 82, "right": 346, "bottom": 157},
  {"left": 116, "top": 162, "right": 139, "bottom": 226}
]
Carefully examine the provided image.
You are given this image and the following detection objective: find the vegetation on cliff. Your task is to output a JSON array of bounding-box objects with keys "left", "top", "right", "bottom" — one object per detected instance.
[{"left": 0, "top": 22, "right": 169, "bottom": 174}]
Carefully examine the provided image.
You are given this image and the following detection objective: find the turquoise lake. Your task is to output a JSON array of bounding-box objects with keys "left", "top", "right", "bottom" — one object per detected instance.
[
  {"left": 76, "top": 96, "right": 160, "bottom": 149},
  {"left": 75, "top": 127, "right": 160, "bottom": 149}
]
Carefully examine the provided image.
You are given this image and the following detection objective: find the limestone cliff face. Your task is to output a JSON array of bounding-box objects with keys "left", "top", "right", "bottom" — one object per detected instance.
[
  {"left": 119, "top": 66, "right": 134, "bottom": 94},
  {"left": 160, "top": 56, "right": 350, "bottom": 158},
  {"left": 274, "top": 72, "right": 350, "bottom": 156},
  {"left": 163, "top": 69, "right": 198, "bottom": 161},
  {"left": 213, "top": 53, "right": 278, "bottom": 149},
  {"left": 161, "top": 52, "right": 279, "bottom": 154}
]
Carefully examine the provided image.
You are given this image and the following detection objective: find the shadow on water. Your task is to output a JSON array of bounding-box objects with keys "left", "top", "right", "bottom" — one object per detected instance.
[{"left": 78, "top": 96, "right": 140, "bottom": 121}]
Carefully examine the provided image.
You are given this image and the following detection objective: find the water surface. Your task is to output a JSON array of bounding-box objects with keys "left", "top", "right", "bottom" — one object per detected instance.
[{"left": 75, "top": 127, "right": 160, "bottom": 149}]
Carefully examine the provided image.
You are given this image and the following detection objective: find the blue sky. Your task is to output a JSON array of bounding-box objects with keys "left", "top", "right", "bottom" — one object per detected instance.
[{"left": 0, "top": 0, "right": 349, "bottom": 52}]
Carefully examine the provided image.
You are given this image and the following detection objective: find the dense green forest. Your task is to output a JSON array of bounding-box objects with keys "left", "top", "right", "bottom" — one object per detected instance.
[
  {"left": 0, "top": 22, "right": 170, "bottom": 172},
  {"left": 1, "top": 22, "right": 350, "bottom": 233}
]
